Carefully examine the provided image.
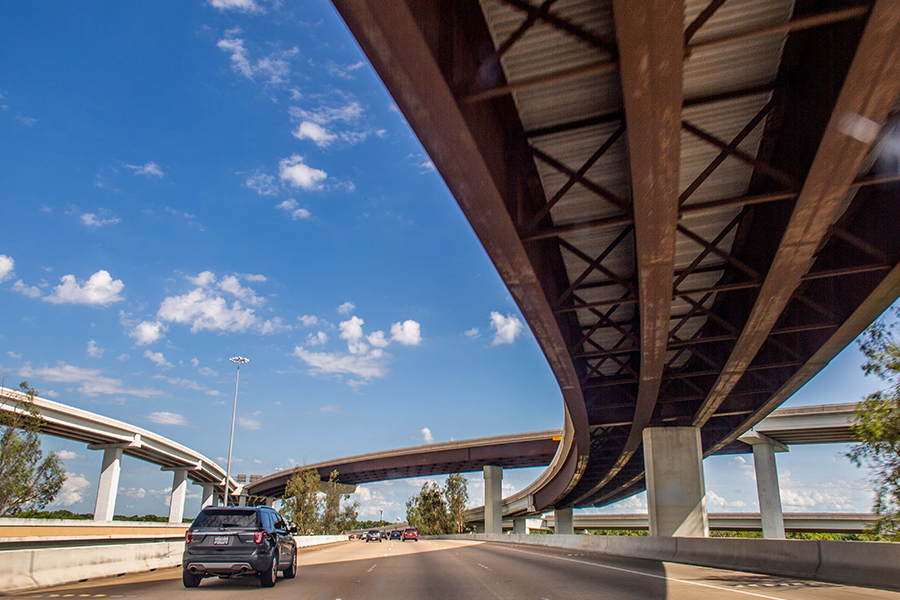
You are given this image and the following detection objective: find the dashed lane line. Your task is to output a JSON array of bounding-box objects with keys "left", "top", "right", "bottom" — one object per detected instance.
[{"left": 494, "top": 546, "right": 791, "bottom": 600}]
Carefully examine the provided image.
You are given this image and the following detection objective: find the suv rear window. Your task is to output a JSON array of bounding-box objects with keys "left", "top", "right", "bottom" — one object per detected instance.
[{"left": 191, "top": 509, "right": 260, "bottom": 529}]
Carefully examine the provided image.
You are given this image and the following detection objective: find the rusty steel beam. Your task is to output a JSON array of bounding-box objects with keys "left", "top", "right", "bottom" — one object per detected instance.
[
  {"left": 564, "top": 0, "right": 683, "bottom": 508},
  {"left": 693, "top": 0, "right": 900, "bottom": 428},
  {"left": 330, "top": 0, "right": 591, "bottom": 512},
  {"left": 495, "top": 0, "right": 618, "bottom": 55}
]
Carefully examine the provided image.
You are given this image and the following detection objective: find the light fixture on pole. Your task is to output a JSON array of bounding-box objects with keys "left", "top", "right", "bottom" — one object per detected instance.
[{"left": 225, "top": 356, "right": 249, "bottom": 506}]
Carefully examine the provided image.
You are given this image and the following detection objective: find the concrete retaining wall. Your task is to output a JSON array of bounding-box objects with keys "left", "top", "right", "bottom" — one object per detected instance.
[
  {"left": 435, "top": 534, "right": 900, "bottom": 592},
  {"left": 0, "top": 522, "right": 349, "bottom": 593}
]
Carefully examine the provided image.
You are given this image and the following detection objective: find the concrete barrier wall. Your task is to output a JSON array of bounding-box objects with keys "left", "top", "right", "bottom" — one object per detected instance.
[
  {"left": 435, "top": 534, "right": 900, "bottom": 592},
  {"left": 0, "top": 521, "right": 349, "bottom": 593}
]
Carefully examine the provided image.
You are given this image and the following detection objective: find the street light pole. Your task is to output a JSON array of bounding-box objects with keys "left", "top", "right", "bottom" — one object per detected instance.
[{"left": 225, "top": 356, "right": 249, "bottom": 506}]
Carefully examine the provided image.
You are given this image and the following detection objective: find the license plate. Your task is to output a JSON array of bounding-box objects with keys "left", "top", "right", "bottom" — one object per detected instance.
[{"left": 213, "top": 536, "right": 229, "bottom": 545}]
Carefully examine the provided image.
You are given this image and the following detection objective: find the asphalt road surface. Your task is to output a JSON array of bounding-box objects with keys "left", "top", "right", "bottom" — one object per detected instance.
[{"left": 8, "top": 538, "right": 900, "bottom": 600}]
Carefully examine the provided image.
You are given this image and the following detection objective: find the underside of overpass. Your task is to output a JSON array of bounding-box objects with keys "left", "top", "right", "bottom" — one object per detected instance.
[{"left": 330, "top": 0, "right": 900, "bottom": 512}]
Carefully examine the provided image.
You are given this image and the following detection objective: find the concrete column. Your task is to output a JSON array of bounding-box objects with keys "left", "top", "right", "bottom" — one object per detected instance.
[
  {"left": 483, "top": 466, "right": 503, "bottom": 535},
  {"left": 739, "top": 431, "right": 788, "bottom": 539},
  {"left": 643, "top": 427, "right": 709, "bottom": 537},
  {"left": 265, "top": 498, "right": 275, "bottom": 508},
  {"left": 238, "top": 490, "right": 248, "bottom": 507},
  {"left": 167, "top": 469, "right": 189, "bottom": 524},
  {"left": 513, "top": 516, "right": 528, "bottom": 534},
  {"left": 201, "top": 484, "right": 215, "bottom": 509},
  {"left": 474, "top": 522, "right": 485, "bottom": 534},
  {"left": 93, "top": 447, "right": 123, "bottom": 521},
  {"left": 554, "top": 508, "right": 574, "bottom": 535}
]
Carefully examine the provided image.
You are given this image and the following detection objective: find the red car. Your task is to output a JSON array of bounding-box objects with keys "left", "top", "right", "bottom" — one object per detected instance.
[{"left": 402, "top": 527, "right": 418, "bottom": 542}]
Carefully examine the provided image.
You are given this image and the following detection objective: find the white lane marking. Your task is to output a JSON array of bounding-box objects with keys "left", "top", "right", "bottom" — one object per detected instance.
[
  {"left": 495, "top": 546, "right": 791, "bottom": 600},
  {"left": 367, "top": 564, "right": 377, "bottom": 573}
]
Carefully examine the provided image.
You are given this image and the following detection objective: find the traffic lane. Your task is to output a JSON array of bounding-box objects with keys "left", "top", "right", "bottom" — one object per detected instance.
[
  {"left": 9, "top": 538, "right": 900, "bottom": 599},
  {"left": 463, "top": 541, "right": 900, "bottom": 600}
]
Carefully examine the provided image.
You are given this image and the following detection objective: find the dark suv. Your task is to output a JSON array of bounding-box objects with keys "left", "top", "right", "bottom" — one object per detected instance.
[{"left": 182, "top": 506, "right": 297, "bottom": 588}]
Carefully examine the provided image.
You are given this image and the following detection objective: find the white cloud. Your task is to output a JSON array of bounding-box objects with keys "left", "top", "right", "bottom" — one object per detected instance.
[
  {"left": 256, "top": 316, "right": 292, "bottom": 335},
  {"left": 339, "top": 316, "right": 368, "bottom": 355},
  {"left": 0, "top": 255, "right": 14, "bottom": 282},
  {"left": 242, "top": 273, "right": 267, "bottom": 282},
  {"left": 292, "top": 346, "right": 388, "bottom": 380},
  {"left": 81, "top": 212, "right": 120, "bottom": 227},
  {"left": 58, "top": 450, "right": 84, "bottom": 460},
  {"left": 293, "top": 121, "right": 337, "bottom": 147},
  {"left": 125, "top": 162, "right": 164, "bottom": 177},
  {"left": 130, "top": 320, "right": 167, "bottom": 346},
  {"left": 367, "top": 331, "right": 389, "bottom": 348},
  {"left": 116, "top": 354, "right": 129, "bottom": 362},
  {"left": 53, "top": 473, "right": 90, "bottom": 507},
  {"left": 217, "top": 30, "right": 291, "bottom": 84},
  {"left": 326, "top": 61, "right": 366, "bottom": 79},
  {"left": 418, "top": 160, "right": 436, "bottom": 172},
  {"left": 320, "top": 404, "right": 342, "bottom": 413},
  {"left": 15, "top": 115, "right": 37, "bottom": 126},
  {"left": 489, "top": 311, "right": 524, "bottom": 345},
  {"left": 337, "top": 301, "right": 355, "bottom": 315},
  {"left": 421, "top": 427, "right": 434, "bottom": 444},
  {"left": 143, "top": 350, "right": 173, "bottom": 369},
  {"left": 298, "top": 314, "right": 319, "bottom": 326},
  {"left": 780, "top": 487, "right": 856, "bottom": 512},
  {"left": 198, "top": 366, "right": 219, "bottom": 377},
  {"left": 86, "top": 340, "right": 104, "bottom": 358},
  {"left": 19, "top": 362, "right": 163, "bottom": 398},
  {"left": 12, "top": 280, "right": 41, "bottom": 299},
  {"left": 189, "top": 271, "right": 217, "bottom": 287},
  {"left": 276, "top": 198, "right": 311, "bottom": 220},
  {"left": 44, "top": 270, "right": 125, "bottom": 306},
  {"left": 208, "top": 0, "right": 264, "bottom": 14},
  {"left": 278, "top": 154, "right": 327, "bottom": 190},
  {"left": 306, "top": 331, "right": 328, "bottom": 346},
  {"left": 289, "top": 102, "right": 363, "bottom": 125},
  {"left": 218, "top": 275, "right": 265, "bottom": 307},
  {"left": 157, "top": 288, "right": 258, "bottom": 333},
  {"left": 464, "top": 327, "right": 480, "bottom": 339},
  {"left": 245, "top": 170, "right": 278, "bottom": 196},
  {"left": 706, "top": 490, "right": 748, "bottom": 511},
  {"left": 6, "top": 351, "right": 23, "bottom": 360},
  {"left": 43, "top": 390, "right": 59, "bottom": 398},
  {"left": 237, "top": 416, "right": 261, "bottom": 430},
  {"left": 391, "top": 320, "right": 422, "bottom": 346},
  {"left": 147, "top": 411, "right": 188, "bottom": 426}
]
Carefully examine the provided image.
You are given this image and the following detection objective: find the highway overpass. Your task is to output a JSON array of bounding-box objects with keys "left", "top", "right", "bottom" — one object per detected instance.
[
  {"left": 329, "top": 0, "right": 900, "bottom": 540},
  {"left": 0, "top": 386, "right": 237, "bottom": 523}
]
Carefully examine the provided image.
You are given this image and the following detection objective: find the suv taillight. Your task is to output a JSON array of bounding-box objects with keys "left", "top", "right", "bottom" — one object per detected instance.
[
  {"left": 254, "top": 530, "right": 266, "bottom": 544},
  {"left": 185, "top": 531, "right": 193, "bottom": 543}
]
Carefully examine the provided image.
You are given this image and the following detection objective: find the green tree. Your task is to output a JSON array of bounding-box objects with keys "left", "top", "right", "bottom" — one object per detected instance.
[
  {"left": 444, "top": 473, "right": 469, "bottom": 534},
  {"left": 0, "top": 382, "right": 66, "bottom": 516},
  {"left": 320, "top": 470, "right": 361, "bottom": 534},
  {"left": 848, "top": 310, "right": 900, "bottom": 536},
  {"left": 406, "top": 475, "right": 470, "bottom": 535},
  {"left": 280, "top": 469, "right": 322, "bottom": 534}
]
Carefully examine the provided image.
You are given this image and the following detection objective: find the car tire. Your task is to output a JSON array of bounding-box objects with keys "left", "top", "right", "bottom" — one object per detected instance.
[
  {"left": 183, "top": 570, "right": 202, "bottom": 588},
  {"left": 282, "top": 549, "right": 297, "bottom": 579},
  {"left": 260, "top": 554, "right": 278, "bottom": 588}
]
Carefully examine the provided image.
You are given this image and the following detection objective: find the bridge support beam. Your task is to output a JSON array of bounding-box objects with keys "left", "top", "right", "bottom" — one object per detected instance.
[
  {"left": 167, "top": 469, "right": 189, "bottom": 524},
  {"left": 201, "top": 484, "right": 215, "bottom": 509},
  {"left": 554, "top": 508, "right": 574, "bottom": 535},
  {"left": 740, "top": 431, "right": 788, "bottom": 539},
  {"left": 513, "top": 516, "right": 528, "bottom": 534},
  {"left": 265, "top": 498, "right": 274, "bottom": 508},
  {"left": 92, "top": 447, "right": 123, "bottom": 522},
  {"left": 484, "top": 466, "right": 503, "bottom": 535},
  {"left": 643, "top": 427, "right": 709, "bottom": 537}
]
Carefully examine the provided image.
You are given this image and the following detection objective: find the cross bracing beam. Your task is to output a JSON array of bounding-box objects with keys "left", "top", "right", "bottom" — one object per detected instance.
[{"left": 693, "top": 0, "right": 900, "bottom": 428}]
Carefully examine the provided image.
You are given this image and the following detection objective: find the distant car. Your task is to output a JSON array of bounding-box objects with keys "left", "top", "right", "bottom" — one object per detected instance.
[
  {"left": 182, "top": 506, "right": 297, "bottom": 588},
  {"left": 365, "top": 530, "right": 383, "bottom": 542},
  {"left": 389, "top": 530, "right": 402, "bottom": 540},
  {"left": 402, "top": 527, "right": 418, "bottom": 542}
]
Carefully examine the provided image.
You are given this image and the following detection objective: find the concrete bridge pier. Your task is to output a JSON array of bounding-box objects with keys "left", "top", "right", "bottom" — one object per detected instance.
[
  {"left": 89, "top": 445, "right": 124, "bottom": 522},
  {"left": 513, "top": 516, "right": 528, "bottom": 534},
  {"left": 740, "top": 430, "right": 788, "bottom": 539},
  {"left": 201, "top": 483, "right": 215, "bottom": 508},
  {"left": 554, "top": 508, "right": 574, "bottom": 534},
  {"left": 165, "top": 468, "right": 189, "bottom": 524},
  {"left": 484, "top": 465, "right": 503, "bottom": 534},
  {"left": 643, "top": 427, "right": 709, "bottom": 537}
]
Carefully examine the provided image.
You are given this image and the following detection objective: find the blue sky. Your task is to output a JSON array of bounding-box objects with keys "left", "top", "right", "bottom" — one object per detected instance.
[{"left": 0, "top": 0, "right": 885, "bottom": 521}]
